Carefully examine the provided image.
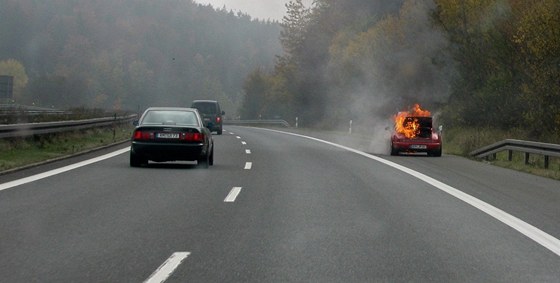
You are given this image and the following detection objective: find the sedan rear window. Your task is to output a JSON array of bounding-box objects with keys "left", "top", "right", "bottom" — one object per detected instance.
[{"left": 141, "top": 110, "right": 198, "bottom": 125}]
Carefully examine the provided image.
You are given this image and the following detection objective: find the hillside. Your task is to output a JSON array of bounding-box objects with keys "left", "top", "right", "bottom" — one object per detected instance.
[{"left": 0, "top": 0, "right": 282, "bottom": 115}]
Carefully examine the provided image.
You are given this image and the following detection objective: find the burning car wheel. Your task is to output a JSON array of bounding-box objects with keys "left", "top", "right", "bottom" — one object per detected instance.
[
  {"left": 390, "top": 143, "right": 399, "bottom": 156},
  {"left": 428, "top": 148, "right": 442, "bottom": 157}
]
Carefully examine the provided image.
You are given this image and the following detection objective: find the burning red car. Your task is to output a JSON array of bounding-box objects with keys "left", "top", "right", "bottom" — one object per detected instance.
[{"left": 390, "top": 104, "right": 442, "bottom": 157}]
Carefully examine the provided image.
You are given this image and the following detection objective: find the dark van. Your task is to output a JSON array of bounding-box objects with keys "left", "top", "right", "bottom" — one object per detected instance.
[{"left": 191, "top": 100, "right": 225, "bottom": 135}]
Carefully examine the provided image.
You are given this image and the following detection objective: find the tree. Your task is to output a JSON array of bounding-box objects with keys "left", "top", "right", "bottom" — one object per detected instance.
[
  {"left": 512, "top": 0, "right": 560, "bottom": 135},
  {"left": 240, "top": 68, "right": 269, "bottom": 119},
  {"left": 280, "top": 0, "right": 311, "bottom": 61},
  {"left": 0, "top": 59, "right": 29, "bottom": 102}
]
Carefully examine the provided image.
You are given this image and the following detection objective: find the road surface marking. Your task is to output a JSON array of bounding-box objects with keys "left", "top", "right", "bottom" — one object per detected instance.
[
  {"left": 236, "top": 136, "right": 241, "bottom": 139},
  {"left": 0, "top": 147, "right": 130, "bottom": 192},
  {"left": 245, "top": 149, "right": 251, "bottom": 154},
  {"left": 225, "top": 187, "right": 242, "bottom": 202},
  {"left": 242, "top": 141, "right": 247, "bottom": 145},
  {"left": 261, "top": 128, "right": 560, "bottom": 257},
  {"left": 244, "top": 162, "right": 252, "bottom": 170},
  {"left": 144, "top": 252, "right": 190, "bottom": 283}
]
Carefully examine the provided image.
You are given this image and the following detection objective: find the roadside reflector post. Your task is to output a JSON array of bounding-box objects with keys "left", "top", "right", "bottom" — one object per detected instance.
[
  {"left": 295, "top": 117, "right": 298, "bottom": 128},
  {"left": 349, "top": 120, "right": 353, "bottom": 135}
]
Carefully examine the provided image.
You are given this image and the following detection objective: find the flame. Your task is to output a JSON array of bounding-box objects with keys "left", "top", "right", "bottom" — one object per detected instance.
[{"left": 394, "top": 104, "right": 431, "bottom": 139}]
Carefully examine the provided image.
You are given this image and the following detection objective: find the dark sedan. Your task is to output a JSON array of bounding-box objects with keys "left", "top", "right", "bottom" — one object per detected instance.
[{"left": 130, "top": 107, "right": 214, "bottom": 168}]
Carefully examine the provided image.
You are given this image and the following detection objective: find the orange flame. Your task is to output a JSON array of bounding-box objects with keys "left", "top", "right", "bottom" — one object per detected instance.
[{"left": 394, "top": 104, "right": 431, "bottom": 138}]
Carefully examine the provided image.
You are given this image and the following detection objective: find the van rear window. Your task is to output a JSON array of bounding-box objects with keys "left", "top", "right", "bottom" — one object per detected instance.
[{"left": 192, "top": 102, "right": 217, "bottom": 114}]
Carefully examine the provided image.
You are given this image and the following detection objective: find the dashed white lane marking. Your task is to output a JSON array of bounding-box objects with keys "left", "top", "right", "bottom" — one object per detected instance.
[
  {"left": 259, "top": 128, "right": 560, "bottom": 257},
  {"left": 144, "top": 252, "right": 190, "bottom": 283},
  {"left": 0, "top": 147, "right": 131, "bottom": 192},
  {"left": 244, "top": 162, "right": 252, "bottom": 170},
  {"left": 245, "top": 149, "right": 251, "bottom": 154},
  {"left": 242, "top": 141, "right": 247, "bottom": 145},
  {"left": 225, "top": 187, "right": 242, "bottom": 202},
  {"left": 236, "top": 136, "right": 241, "bottom": 139}
]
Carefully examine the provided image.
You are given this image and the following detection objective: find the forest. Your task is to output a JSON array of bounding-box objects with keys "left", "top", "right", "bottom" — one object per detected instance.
[
  {"left": 0, "top": 0, "right": 281, "bottom": 115},
  {"left": 241, "top": 0, "right": 560, "bottom": 140}
]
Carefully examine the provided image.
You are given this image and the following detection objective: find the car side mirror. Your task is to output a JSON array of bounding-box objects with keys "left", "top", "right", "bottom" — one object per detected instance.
[
  {"left": 221, "top": 110, "right": 225, "bottom": 115},
  {"left": 438, "top": 125, "right": 443, "bottom": 133}
]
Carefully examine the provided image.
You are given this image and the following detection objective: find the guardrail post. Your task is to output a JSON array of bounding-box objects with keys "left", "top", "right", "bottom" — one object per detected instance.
[
  {"left": 508, "top": 150, "right": 513, "bottom": 161},
  {"left": 544, "top": 156, "right": 549, "bottom": 169},
  {"left": 525, "top": 153, "right": 530, "bottom": 165},
  {"left": 112, "top": 113, "right": 117, "bottom": 142}
]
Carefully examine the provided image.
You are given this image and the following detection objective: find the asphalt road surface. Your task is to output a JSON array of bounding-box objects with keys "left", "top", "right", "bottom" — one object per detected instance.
[{"left": 1, "top": 126, "right": 559, "bottom": 282}]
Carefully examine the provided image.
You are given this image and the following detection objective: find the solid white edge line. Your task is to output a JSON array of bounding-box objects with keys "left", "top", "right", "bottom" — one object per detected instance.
[
  {"left": 244, "top": 162, "right": 252, "bottom": 170},
  {"left": 258, "top": 128, "right": 560, "bottom": 257},
  {"left": 225, "top": 187, "right": 242, "bottom": 202},
  {"left": 0, "top": 147, "right": 131, "bottom": 192},
  {"left": 144, "top": 252, "right": 190, "bottom": 283}
]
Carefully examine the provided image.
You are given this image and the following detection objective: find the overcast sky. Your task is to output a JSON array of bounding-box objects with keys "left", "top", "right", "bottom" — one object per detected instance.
[{"left": 194, "top": 0, "right": 313, "bottom": 21}]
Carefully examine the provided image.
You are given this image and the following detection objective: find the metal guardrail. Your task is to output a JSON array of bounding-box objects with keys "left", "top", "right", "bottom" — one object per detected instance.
[
  {"left": 0, "top": 114, "right": 137, "bottom": 138},
  {"left": 470, "top": 139, "right": 560, "bottom": 169},
  {"left": 0, "top": 103, "right": 69, "bottom": 115},
  {"left": 224, "top": 119, "right": 291, "bottom": 127}
]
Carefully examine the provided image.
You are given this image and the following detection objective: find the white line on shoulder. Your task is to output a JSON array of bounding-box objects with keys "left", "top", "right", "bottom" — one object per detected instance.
[
  {"left": 0, "top": 147, "right": 130, "bottom": 192},
  {"left": 258, "top": 128, "right": 560, "bottom": 257}
]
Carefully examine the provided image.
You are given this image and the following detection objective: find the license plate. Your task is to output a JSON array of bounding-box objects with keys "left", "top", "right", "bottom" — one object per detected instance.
[
  {"left": 410, "top": 144, "right": 427, "bottom": 149},
  {"left": 157, "top": 133, "right": 179, "bottom": 139}
]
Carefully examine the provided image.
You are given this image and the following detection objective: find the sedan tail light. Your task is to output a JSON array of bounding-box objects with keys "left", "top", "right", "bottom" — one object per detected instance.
[
  {"left": 133, "top": 130, "right": 154, "bottom": 140},
  {"left": 181, "top": 132, "right": 204, "bottom": 142}
]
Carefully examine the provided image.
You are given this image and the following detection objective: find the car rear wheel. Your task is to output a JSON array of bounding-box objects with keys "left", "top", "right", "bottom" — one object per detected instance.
[
  {"left": 130, "top": 151, "right": 147, "bottom": 167},
  {"left": 209, "top": 147, "right": 214, "bottom": 166},
  {"left": 429, "top": 148, "right": 442, "bottom": 157},
  {"left": 390, "top": 143, "right": 399, "bottom": 156},
  {"left": 198, "top": 152, "right": 210, "bottom": 168},
  {"left": 217, "top": 127, "right": 222, "bottom": 135}
]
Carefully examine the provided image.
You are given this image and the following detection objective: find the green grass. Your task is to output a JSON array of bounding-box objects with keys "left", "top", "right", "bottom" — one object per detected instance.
[
  {"left": 0, "top": 125, "right": 133, "bottom": 172},
  {"left": 488, "top": 151, "right": 560, "bottom": 180}
]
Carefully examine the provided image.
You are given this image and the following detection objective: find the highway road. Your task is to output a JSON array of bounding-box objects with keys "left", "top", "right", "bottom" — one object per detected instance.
[{"left": 1, "top": 126, "right": 559, "bottom": 282}]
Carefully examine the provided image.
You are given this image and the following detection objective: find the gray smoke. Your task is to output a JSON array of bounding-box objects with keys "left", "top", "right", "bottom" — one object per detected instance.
[{"left": 326, "top": 0, "right": 456, "bottom": 154}]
